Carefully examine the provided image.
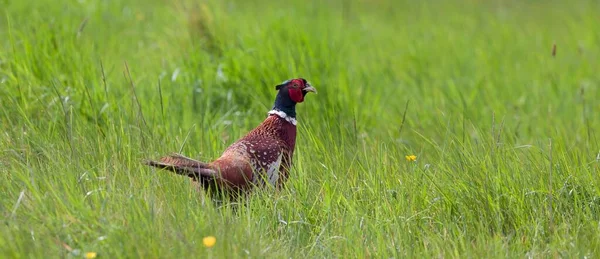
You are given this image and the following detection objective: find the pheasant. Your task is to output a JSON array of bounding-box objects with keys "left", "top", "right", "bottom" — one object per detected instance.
[{"left": 144, "top": 78, "right": 316, "bottom": 195}]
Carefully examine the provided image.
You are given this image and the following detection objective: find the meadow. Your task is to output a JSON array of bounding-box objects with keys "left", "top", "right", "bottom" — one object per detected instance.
[{"left": 1, "top": 0, "right": 599, "bottom": 257}]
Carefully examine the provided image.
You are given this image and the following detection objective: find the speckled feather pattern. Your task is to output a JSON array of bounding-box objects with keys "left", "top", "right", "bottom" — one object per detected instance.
[{"left": 213, "top": 114, "right": 296, "bottom": 189}]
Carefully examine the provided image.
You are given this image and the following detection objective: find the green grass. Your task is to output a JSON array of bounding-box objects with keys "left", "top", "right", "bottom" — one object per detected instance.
[{"left": 1, "top": 0, "right": 600, "bottom": 257}]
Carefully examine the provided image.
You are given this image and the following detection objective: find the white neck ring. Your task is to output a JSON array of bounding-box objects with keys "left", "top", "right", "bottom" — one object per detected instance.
[{"left": 267, "top": 110, "right": 297, "bottom": 125}]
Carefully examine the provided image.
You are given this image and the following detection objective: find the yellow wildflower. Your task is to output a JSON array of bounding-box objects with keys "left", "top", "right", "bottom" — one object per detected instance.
[
  {"left": 203, "top": 236, "right": 216, "bottom": 248},
  {"left": 405, "top": 155, "right": 417, "bottom": 162},
  {"left": 85, "top": 252, "right": 97, "bottom": 259}
]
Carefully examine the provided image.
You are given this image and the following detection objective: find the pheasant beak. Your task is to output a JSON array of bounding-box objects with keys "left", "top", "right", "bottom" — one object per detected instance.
[{"left": 303, "top": 85, "right": 317, "bottom": 94}]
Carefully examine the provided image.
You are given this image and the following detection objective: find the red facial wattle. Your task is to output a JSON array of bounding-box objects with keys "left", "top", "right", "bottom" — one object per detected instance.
[{"left": 288, "top": 88, "right": 304, "bottom": 103}]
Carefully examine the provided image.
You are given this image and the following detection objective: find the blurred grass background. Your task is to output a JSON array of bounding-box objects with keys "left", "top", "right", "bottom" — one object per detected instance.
[{"left": 1, "top": 0, "right": 599, "bottom": 258}]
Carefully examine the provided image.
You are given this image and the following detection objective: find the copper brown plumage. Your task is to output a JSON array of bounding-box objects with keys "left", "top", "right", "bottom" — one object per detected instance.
[{"left": 144, "top": 78, "right": 316, "bottom": 195}]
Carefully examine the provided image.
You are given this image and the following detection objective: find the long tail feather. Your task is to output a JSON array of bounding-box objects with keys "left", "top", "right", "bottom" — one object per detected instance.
[
  {"left": 158, "top": 153, "right": 210, "bottom": 167},
  {"left": 143, "top": 153, "right": 216, "bottom": 179}
]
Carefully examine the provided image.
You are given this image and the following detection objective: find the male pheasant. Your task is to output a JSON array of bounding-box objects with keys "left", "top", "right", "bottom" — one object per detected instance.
[{"left": 144, "top": 78, "right": 316, "bottom": 195}]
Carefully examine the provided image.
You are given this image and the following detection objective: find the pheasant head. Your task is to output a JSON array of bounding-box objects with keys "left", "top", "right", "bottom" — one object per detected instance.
[{"left": 269, "top": 78, "right": 317, "bottom": 120}]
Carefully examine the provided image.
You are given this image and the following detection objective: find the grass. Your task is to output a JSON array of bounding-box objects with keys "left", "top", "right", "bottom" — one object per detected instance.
[{"left": 1, "top": 0, "right": 599, "bottom": 257}]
